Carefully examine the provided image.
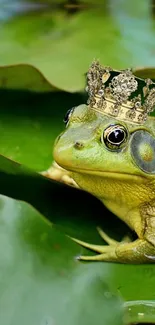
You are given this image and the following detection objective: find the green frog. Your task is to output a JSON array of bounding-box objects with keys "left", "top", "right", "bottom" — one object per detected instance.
[{"left": 52, "top": 61, "right": 155, "bottom": 264}]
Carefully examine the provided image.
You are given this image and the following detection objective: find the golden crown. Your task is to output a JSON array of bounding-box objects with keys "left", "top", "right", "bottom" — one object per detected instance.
[{"left": 86, "top": 60, "right": 155, "bottom": 124}]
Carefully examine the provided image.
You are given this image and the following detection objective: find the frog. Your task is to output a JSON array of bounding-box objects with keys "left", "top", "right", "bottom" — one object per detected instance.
[{"left": 51, "top": 61, "right": 155, "bottom": 264}]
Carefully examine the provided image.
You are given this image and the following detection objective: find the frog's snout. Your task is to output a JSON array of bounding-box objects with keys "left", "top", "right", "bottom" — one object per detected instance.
[{"left": 74, "top": 141, "right": 84, "bottom": 150}]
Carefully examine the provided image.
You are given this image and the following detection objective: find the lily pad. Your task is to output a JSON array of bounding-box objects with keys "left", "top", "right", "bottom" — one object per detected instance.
[
  {"left": 0, "top": 193, "right": 123, "bottom": 325},
  {"left": 0, "top": 0, "right": 155, "bottom": 91},
  {"left": 0, "top": 64, "right": 57, "bottom": 91}
]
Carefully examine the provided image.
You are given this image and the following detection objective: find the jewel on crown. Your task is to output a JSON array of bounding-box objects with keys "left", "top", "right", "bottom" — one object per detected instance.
[{"left": 86, "top": 60, "right": 155, "bottom": 124}]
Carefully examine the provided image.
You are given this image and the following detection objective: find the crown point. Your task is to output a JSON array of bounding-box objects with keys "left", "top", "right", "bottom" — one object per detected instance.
[{"left": 98, "top": 89, "right": 104, "bottom": 96}]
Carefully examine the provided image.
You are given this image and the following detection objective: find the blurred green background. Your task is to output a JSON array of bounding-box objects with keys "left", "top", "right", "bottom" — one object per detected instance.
[
  {"left": 0, "top": 0, "right": 155, "bottom": 91},
  {"left": 0, "top": 1, "right": 155, "bottom": 325}
]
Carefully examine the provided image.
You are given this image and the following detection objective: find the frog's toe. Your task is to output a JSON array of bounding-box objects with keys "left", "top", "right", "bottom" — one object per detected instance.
[
  {"left": 71, "top": 236, "right": 117, "bottom": 261},
  {"left": 121, "top": 235, "right": 132, "bottom": 243},
  {"left": 77, "top": 246, "right": 117, "bottom": 262},
  {"left": 70, "top": 237, "right": 109, "bottom": 253},
  {"left": 97, "top": 227, "right": 132, "bottom": 244},
  {"left": 97, "top": 227, "right": 118, "bottom": 245}
]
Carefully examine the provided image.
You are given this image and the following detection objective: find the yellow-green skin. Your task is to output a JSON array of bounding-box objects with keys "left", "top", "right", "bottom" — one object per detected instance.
[{"left": 54, "top": 104, "right": 155, "bottom": 263}]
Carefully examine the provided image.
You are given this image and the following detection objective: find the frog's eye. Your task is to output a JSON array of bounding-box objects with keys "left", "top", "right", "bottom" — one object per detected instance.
[
  {"left": 102, "top": 124, "right": 128, "bottom": 150},
  {"left": 63, "top": 107, "right": 75, "bottom": 126}
]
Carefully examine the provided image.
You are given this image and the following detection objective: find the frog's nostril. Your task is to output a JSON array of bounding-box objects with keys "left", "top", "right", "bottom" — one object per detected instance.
[{"left": 74, "top": 141, "right": 84, "bottom": 149}]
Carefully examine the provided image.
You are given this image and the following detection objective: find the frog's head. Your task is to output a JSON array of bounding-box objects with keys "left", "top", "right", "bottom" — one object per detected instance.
[
  {"left": 54, "top": 62, "right": 155, "bottom": 191},
  {"left": 54, "top": 104, "right": 155, "bottom": 184}
]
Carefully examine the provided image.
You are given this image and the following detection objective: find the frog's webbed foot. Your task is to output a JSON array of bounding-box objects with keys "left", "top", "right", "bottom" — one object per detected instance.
[
  {"left": 71, "top": 228, "right": 120, "bottom": 262},
  {"left": 71, "top": 228, "right": 131, "bottom": 262},
  {"left": 71, "top": 227, "right": 155, "bottom": 263},
  {"left": 41, "top": 162, "right": 78, "bottom": 188}
]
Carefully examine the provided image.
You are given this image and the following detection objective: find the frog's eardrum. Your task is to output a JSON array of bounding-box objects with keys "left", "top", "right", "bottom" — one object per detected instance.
[{"left": 130, "top": 130, "right": 155, "bottom": 173}]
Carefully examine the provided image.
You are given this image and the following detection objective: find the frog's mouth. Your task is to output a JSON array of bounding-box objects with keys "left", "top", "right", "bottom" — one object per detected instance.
[{"left": 58, "top": 164, "right": 149, "bottom": 183}]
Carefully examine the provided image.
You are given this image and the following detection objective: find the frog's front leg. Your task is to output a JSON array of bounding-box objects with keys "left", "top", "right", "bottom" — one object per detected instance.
[
  {"left": 41, "top": 162, "right": 78, "bottom": 188},
  {"left": 72, "top": 203, "right": 155, "bottom": 264}
]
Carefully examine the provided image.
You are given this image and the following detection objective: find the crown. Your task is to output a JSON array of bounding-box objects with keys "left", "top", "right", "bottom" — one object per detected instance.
[{"left": 86, "top": 60, "right": 155, "bottom": 124}]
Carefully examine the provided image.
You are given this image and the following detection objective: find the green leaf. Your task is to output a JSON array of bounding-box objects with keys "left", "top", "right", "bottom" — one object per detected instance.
[
  {"left": 0, "top": 64, "right": 58, "bottom": 91},
  {"left": 133, "top": 67, "right": 155, "bottom": 82},
  {"left": 0, "top": 0, "right": 155, "bottom": 91},
  {"left": 0, "top": 193, "right": 123, "bottom": 325}
]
